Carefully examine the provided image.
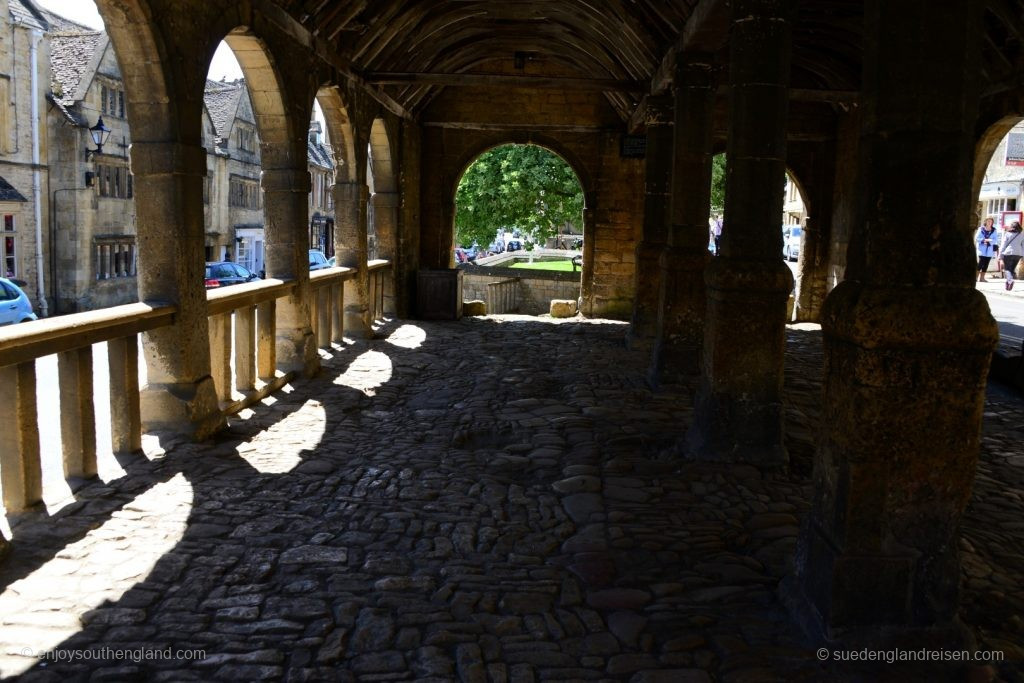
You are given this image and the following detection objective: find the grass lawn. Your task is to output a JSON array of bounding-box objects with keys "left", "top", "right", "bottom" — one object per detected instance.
[{"left": 508, "top": 259, "right": 578, "bottom": 272}]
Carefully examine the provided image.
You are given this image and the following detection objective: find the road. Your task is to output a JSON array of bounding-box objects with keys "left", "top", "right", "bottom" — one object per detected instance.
[{"left": 984, "top": 291, "right": 1024, "bottom": 354}]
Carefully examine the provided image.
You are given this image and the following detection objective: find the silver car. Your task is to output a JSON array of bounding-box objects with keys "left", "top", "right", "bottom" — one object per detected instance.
[
  {"left": 782, "top": 225, "right": 802, "bottom": 262},
  {"left": 0, "top": 277, "right": 37, "bottom": 325}
]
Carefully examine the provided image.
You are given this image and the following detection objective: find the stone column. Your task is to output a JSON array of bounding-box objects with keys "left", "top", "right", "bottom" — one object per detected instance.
[
  {"left": 579, "top": 191, "right": 598, "bottom": 316},
  {"left": 372, "top": 191, "right": 399, "bottom": 314},
  {"left": 783, "top": 0, "right": 997, "bottom": 647},
  {"left": 627, "top": 96, "right": 673, "bottom": 350},
  {"left": 686, "top": 0, "right": 794, "bottom": 466},
  {"left": 650, "top": 53, "right": 716, "bottom": 384},
  {"left": 262, "top": 167, "right": 319, "bottom": 377},
  {"left": 333, "top": 181, "right": 372, "bottom": 337},
  {"left": 131, "top": 141, "right": 222, "bottom": 439}
]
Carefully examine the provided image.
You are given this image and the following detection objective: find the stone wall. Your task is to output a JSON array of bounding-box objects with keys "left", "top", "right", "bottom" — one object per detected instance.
[
  {"left": 49, "top": 39, "right": 136, "bottom": 313},
  {"left": 0, "top": 2, "right": 49, "bottom": 309},
  {"left": 460, "top": 264, "right": 581, "bottom": 315},
  {"left": 417, "top": 58, "right": 643, "bottom": 321}
]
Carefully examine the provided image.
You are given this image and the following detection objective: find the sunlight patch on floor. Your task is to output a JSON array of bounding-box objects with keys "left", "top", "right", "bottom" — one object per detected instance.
[
  {"left": 332, "top": 350, "right": 393, "bottom": 395},
  {"left": 0, "top": 474, "right": 193, "bottom": 677},
  {"left": 237, "top": 399, "right": 326, "bottom": 473},
  {"left": 385, "top": 324, "right": 426, "bottom": 349}
]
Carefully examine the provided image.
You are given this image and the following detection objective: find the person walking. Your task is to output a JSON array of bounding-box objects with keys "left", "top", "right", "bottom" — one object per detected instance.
[
  {"left": 712, "top": 215, "right": 723, "bottom": 256},
  {"left": 976, "top": 217, "right": 999, "bottom": 282},
  {"left": 999, "top": 220, "right": 1024, "bottom": 290}
]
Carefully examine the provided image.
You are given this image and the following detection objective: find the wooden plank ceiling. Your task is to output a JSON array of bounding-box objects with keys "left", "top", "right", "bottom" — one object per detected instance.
[{"left": 277, "top": 0, "right": 867, "bottom": 122}]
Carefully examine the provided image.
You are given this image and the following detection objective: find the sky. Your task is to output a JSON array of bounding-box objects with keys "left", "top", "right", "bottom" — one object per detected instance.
[{"left": 32, "top": 0, "right": 244, "bottom": 81}]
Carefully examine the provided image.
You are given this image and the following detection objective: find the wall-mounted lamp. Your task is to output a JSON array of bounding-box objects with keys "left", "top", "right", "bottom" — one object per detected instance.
[{"left": 85, "top": 116, "right": 112, "bottom": 159}]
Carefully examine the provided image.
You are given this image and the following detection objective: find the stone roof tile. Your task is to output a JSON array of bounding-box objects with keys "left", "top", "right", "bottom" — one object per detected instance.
[
  {"left": 204, "top": 80, "right": 245, "bottom": 141},
  {"left": 8, "top": 0, "right": 47, "bottom": 30},
  {"left": 49, "top": 30, "right": 105, "bottom": 106}
]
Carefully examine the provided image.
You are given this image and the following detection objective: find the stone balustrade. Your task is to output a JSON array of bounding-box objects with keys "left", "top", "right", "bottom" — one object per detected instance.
[{"left": 0, "top": 261, "right": 390, "bottom": 513}]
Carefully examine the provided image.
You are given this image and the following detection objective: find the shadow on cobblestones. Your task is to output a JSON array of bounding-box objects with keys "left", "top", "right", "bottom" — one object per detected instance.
[{"left": 0, "top": 317, "right": 1019, "bottom": 682}]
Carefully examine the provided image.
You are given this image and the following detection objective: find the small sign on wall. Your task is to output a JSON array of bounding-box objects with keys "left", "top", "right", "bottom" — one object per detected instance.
[{"left": 1006, "top": 132, "right": 1024, "bottom": 166}]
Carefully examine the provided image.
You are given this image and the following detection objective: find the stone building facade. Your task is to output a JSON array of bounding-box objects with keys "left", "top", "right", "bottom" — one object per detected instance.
[
  {"left": 2, "top": 1, "right": 338, "bottom": 313},
  {"left": 47, "top": 16, "right": 136, "bottom": 312},
  {"left": 0, "top": 0, "right": 49, "bottom": 310}
]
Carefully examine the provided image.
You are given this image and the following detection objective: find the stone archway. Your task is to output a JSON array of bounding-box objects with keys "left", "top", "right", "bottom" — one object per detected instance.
[
  {"left": 368, "top": 118, "right": 398, "bottom": 314},
  {"left": 450, "top": 140, "right": 590, "bottom": 316},
  {"left": 217, "top": 29, "right": 318, "bottom": 375},
  {"left": 96, "top": 0, "right": 223, "bottom": 437}
]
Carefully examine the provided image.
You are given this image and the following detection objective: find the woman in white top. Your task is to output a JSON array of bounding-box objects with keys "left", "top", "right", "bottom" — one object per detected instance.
[{"left": 999, "top": 221, "right": 1024, "bottom": 290}]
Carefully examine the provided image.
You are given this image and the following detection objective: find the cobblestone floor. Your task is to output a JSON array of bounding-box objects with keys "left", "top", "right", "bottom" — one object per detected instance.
[{"left": 0, "top": 316, "right": 1021, "bottom": 682}]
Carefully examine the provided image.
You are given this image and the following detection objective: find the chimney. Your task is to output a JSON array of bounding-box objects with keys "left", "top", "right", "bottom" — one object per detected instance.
[{"left": 309, "top": 120, "right": 322, "bottom": 144}]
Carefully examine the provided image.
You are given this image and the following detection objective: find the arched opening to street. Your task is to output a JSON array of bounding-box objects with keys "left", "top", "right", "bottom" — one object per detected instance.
[{"left": 453, "top": 143, "right": 586, "bottom": 316}]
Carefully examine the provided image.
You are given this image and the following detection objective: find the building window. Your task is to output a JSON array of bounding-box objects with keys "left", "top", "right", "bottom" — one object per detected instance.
[
  {"left": 94, "top": 237, "right": 136, "bottom": 280},
  {"left": 2, "top": 214, "right": 15, "bottom": 277},
  {"left": 237, "top": 127, "right": 255, "bottom": 153},
  {"left": 229, "top": 175, "right": 260, "bottom": 209},
  {"left": 96, "top": 163, "right": 132, "bottom": 199},
  {"left": 100, "top": 83, "right": 126, "bottom": 118}
]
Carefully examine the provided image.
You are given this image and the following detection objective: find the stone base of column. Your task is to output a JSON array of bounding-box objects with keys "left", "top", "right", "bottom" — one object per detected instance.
[
  {"left": 141, "top": 376, "right": 224, "bottom": 441},
  {"left": 626, "top": 241, "right": 667, "bottom": 351},
  {"left": 649, "top": 247, "right": 709, "bottom": 386},
  {"left": 685, "top": 257, "right": 793, "bottom": 468},
  {"left": 344, "top": 305, "right": 373, "bottom": 339},
  {"left": 785, "top": 281, "right": 997, "bottom": 648},
  {"left": 276, "top": 295, "right": 320, "bottom": 378},
  {"left": 778, "top": 572, "right": 975, "bottom": 655}
]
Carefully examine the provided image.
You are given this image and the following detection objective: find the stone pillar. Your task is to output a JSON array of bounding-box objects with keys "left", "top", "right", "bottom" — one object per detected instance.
[
  {"left": 579, "top": 191, "right": 597, "bottom": 316},
  {"left": 131, "top": 141, "right": 222, "bottom": 439},
  {"left": 650, "top": 53, "right": 716, "bottom": 384},
  {"left": 627, "top": 96, "right": 673, "bottom": 350},
  {"left": 262, "top": 167, "right": 319, "bottom": 377},
  {"left": 333, "top": 181, "right": 372, "bottom": 337},
  {"left": 686, "top": 0, "right": 794, "bottom": 466},
  {"left": 372, "top": 191, "right": 399, "bottom": 314},
  {"left": 783, "top": 1, "right": 997, "bottom": 647}
]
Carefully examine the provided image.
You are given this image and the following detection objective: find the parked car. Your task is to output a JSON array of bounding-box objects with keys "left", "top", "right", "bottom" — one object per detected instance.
[
  {"left": 463, "top": 243, "right": 479, "bottom": 261},
  {"left": 309, "top": 249, "right": 331, "bottom": 270},
  {"left": 327, "top": 255, "right": 336, "bottom": 267},
  {"left": 0, "top": 277, "right": 37, "bottom": 325},
  {"left": 204, "top": 261, "right": 261, "bottom": 289},
  {"left": 506, "top": 240, "right": 523, "bottom": 252},
  {"left": 782, "top": 225, "right": 802, "bottom": 262}
]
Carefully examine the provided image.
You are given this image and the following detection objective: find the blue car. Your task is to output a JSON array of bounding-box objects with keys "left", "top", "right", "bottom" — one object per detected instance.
[{"left": 0, "top": 277, "right": 37, "bottom": 325}]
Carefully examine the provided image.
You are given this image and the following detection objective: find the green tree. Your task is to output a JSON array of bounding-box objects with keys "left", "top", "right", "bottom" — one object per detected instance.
[
  {"left": 710, "top": 153, "right": 726, "bottom": 213},
  {"left": 455, "top": 144, "right": 583, "bottom": 247}
]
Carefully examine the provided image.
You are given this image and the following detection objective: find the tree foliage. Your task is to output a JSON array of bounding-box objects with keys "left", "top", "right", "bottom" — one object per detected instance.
[
  {"left": 710, "top": 153, "right": 726, "bottom": 213},
  {"left": 455, "top": 145, "right": 584, "bottom": 247}
]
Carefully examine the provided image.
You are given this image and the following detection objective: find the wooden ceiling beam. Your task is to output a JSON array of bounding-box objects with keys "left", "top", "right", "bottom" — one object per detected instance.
[
  {"left": 366, "top": 72, "right": 646, "bottom": 93},
  {"left": 251, "top": 0, "right": 415, "bottom": 121},
  {"left": 649, "top": 0, "right": 731, "bottom": 94}
]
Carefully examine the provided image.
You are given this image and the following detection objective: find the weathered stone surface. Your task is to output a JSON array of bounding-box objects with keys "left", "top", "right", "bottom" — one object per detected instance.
[
  {"left": 463, "top": 300, "right": 487, "bottom": 317},
  {"left": 550, "top": 299, "right": 578, "bottom": 318}
]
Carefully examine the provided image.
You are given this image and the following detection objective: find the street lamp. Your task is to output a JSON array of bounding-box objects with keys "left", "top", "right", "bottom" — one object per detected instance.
[{"left": 86, "top": 116, "right": 112, "bottom": 158}]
